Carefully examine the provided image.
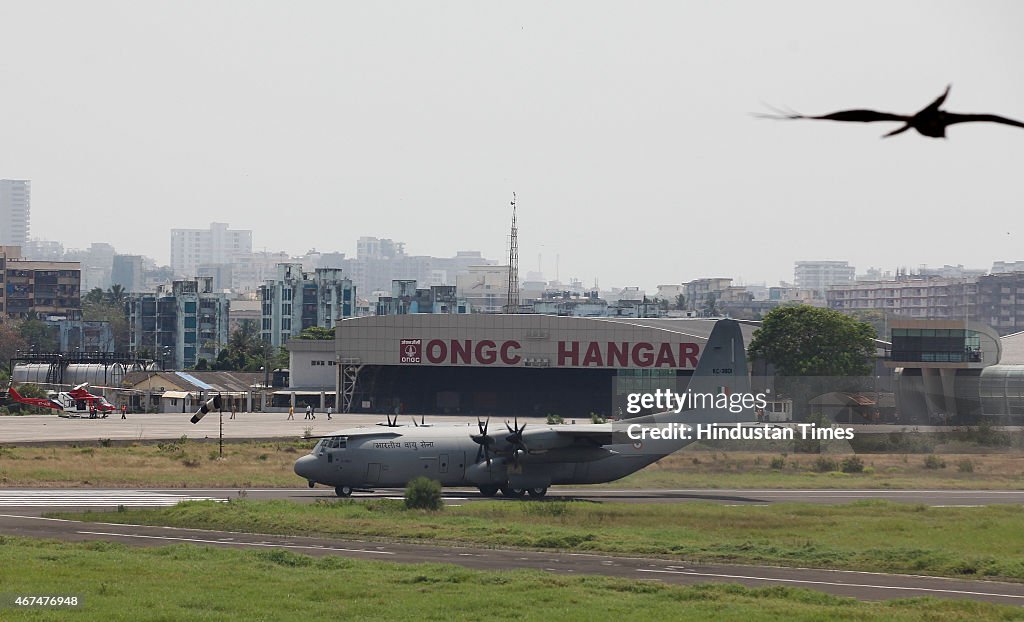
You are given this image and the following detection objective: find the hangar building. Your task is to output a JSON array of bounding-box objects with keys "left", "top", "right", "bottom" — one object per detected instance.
[{"left": 329, "top": 315, "right": 758, "bottom": 418}]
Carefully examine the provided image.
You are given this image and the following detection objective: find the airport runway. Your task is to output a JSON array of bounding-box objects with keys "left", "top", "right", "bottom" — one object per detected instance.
[
  {"left": 3, "top": 487, "right": 1024, "bottom": 510},
  {"left": 1, "top": 510, "right": 1022, "bottom": 605},
  {"left": 4, "top": 487, "right": 1024, "bottom": 510}
]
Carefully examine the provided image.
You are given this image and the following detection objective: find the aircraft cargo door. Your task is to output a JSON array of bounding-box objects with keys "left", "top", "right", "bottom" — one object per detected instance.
[{"left": 436, "top": 452, "right": 465, "bottom": 485}]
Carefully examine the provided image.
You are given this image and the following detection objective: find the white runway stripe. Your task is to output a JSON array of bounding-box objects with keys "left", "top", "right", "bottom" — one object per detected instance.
[{"left": 0, "top": 490, "right": 227, "bottom": 507}]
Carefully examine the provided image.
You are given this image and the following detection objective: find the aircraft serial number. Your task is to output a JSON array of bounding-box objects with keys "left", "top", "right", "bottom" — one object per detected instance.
[{"left": 712, "top": 368, "right": 733, "bottom": 374}]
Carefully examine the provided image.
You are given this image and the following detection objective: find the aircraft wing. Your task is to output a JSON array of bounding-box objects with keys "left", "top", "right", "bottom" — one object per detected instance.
[{"left": 517, "top": 424, "right": 616, "bottom": 451}]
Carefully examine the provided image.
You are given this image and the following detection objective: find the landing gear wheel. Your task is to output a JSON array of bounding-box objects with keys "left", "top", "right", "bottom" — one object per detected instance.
[
  {"left": 335, "top": 485, "right": 353, "bottom": 497},
  {"left": 500, "top": 486, "right": 526, "bottom": 498},
  {"left": 527, "top": 487, "right": 548, "bottom": 498},
  {"left": 478, "top": 485, "right": 499, "bottom": 497}
]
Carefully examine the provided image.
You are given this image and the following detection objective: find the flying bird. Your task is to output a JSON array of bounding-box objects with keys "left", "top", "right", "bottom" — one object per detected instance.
[{"left": 760, "top": 85, "right": 1024, "bottom": 138}]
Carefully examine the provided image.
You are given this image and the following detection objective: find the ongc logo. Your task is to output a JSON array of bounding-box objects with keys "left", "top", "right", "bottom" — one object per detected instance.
[{"left": 399, "top": 339, "right": 422, "bottom": 363}]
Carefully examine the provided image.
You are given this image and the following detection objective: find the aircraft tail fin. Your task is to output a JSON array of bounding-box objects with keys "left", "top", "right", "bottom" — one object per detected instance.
[
  {"left": 677, "top": 319, "right": 754, "bottom": 424},
  {"left": 8, "top": 386, "right": 21, "bottom": 400}
]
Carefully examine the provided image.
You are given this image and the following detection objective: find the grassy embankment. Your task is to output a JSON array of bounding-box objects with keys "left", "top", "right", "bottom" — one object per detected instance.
[
  {"left": 3, "top": 438, "right": 1024, "bottom": 489},
  {"left": 60, "top": 499, "right": 1024, "bottom": 581},
  {"left": 0, "top": 535, "right": 1019, "bottom": 621}
]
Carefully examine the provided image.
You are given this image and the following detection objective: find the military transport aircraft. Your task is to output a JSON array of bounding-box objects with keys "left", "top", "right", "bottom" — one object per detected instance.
[
  {"left": 293, "top": 319, "right": 754, "bottom": 498},
  {"left": 6, "top": 383, "right": 116, "bottom": 418}
]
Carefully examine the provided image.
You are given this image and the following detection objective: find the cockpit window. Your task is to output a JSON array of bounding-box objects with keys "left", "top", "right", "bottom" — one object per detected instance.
[{"left": 314, "top": 437, "right": 347, "bottom": 454}]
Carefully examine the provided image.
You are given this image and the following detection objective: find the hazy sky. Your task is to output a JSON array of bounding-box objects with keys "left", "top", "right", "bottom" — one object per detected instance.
[{"left": 2, "top": 1, "right": 1023, "bottom": 290}]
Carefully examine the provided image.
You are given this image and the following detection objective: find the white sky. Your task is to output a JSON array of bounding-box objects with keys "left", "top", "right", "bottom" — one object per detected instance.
[{"left": 2, "top": 1, "right": 1023, "bottom": 290}]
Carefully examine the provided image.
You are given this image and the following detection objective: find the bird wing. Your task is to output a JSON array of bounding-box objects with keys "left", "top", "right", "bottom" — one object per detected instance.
[
  {"left": 808, "top": 109, "right": 909, "bottom": 123},
  {"left": 919, "top": 85, "right": 952, "bottom": 114},
  {"left": 944, "top": 113, "right": 1024, "bottom": 130},
  {"left": 755, "top": 107, "right": 908, "bottom": 123}
]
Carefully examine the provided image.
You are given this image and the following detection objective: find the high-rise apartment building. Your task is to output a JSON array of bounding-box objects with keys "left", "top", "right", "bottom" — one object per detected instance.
[
  {"left": 111, "top": 255, "right": 146, "bottom": 292},
  {"left": 126, "top": 276, "right": 230, "bottom": 369},
  {"left": 794, "top": 260, "right": 856, "bottom": 293},
  {"left": 1, "top": 245, "right": 81, "bottom": 320},
  {"left": 170, "top": 222, "right": 252, "bottom": 278},
  {"left": 259, "top": 264, "right": 356, "bottom": 347},
  {"left": 0, "top": 180, "right": 30, "bottom": 247}
]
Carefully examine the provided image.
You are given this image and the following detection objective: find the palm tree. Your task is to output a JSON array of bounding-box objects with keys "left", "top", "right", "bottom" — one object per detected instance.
[
  {"left": 106, "top": 283, "right": 127, "bottom": 306},
  {"left": 83, "top": 287, "right": 105, "bottom": 305}
]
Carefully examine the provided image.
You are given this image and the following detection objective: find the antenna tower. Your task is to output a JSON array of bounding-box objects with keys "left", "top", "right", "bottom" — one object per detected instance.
[{"left": 506, "top": 193, "right": 519, "bottom": 313}]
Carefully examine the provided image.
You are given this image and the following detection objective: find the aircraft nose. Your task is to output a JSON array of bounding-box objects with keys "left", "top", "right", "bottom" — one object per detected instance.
[{"left": 294, "top": 455, "right": 317, "bottom": 481}]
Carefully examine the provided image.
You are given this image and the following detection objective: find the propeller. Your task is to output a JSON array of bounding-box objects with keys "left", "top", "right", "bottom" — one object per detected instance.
[
  {"left": 470, "top": 417, "right": 495, "bottom": 465},
  {"left": 504, "top": 416, "right": 528, "bottom": 467}
]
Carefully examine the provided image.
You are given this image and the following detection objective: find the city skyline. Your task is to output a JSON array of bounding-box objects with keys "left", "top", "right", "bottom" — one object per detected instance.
[
  {"left": 20, "top": 223, "right": 1017, "bottom": 294},
  {"left": 2, "top": 2, "right": 1023, "bottom": 290}
]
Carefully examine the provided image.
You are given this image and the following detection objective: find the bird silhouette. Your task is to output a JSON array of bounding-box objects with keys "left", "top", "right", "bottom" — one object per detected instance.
[{"left": 760, "top": 85, "right": 1024, "bottom": 138}]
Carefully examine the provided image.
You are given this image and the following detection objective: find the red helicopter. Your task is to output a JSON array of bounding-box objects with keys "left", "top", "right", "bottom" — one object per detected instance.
[{"left": 7, "top": 383, "right": 116, "bottom": 418}]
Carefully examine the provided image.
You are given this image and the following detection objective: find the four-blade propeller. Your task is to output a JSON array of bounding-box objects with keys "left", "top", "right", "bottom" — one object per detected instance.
[
  {"left": 470, "top": 417, "right": 496, "bottom": 465},
  {"left": 504, "top": 416, "right": 528, "bottom": 467}
]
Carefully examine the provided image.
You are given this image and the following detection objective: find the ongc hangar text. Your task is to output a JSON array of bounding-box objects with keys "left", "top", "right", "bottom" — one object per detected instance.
[{"left": 332, "top": 315, "right": 757, "bottom": 417}]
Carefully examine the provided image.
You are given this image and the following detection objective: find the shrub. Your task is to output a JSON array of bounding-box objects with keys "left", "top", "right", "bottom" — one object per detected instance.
[
  {"left": 840, "top": 456, "right": 864, "bottom": 473},
  {"left": 590, "top": 413, "right": 607, "bottom": 424},
  {"left": 546, "top": 413, "right": 564, "bottom": 425},
  {"left": 404, "top": 476, "right": 444, "bottom": 511},
  {"left": 813, "top": 456, "right": 838, "bottom": 473},
  {"left": 769, "top": 456, "right": 786, "bottom": 470},
  {"left": 957, "top": 459, "right": 974, "bottom": 473},
  {"left": 923, "top": 454, "right": 946, "bottom": 470}
]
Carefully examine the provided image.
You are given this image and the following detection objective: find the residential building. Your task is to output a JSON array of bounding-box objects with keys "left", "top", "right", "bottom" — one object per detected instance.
[
  {"left": 228, "top": 298, "right": 262, "bottom": 333},
  {"left": 794, "top": 260, "right": 855, "bottom": 293},
  {"left": 230, "top": 250, "right": 290, "bottom": 293},
  {"left": 827, "top": 276, "right": 977, "bottom": 319},
  {"left": 976, "top": 272, "right": 1024, "bottom": 335},
  {"left": 0, "top": 180, "right": 30, "bottom": 247},
  {"left": 64, "top": 242, "right": 116, "bottom": 292},
  {"left": 456, "top": 265, "right": 509, "bottom": 313},
  {"left": 768, "top": 286, "right": 827, "bottom": 307},
  {"left": 111, "top": 254, "right": 146, "bottom": 292},
  {"left": 992, "top": 260, "right": 1024, "bottom": 274},
  {"left": 259, "top": 264, "right": 356, "bottom": 347},
  {"left": 1, "top": 246, "right": 82, "bottom": 320},
  {"left": 684, "top": 278, "right": 733, "bottom": 314},
  {"left": 345, "top": 237, "right": 497, "bottom": 294},
  {"left": 126, "top": 276, "right": 230, "bottom": 369},
  {"left": 375, "top": 280, "right": 470, "bottom": 315},
  {"left": 21, "top": 239, "right": 63, "bottom": 262},
  {"left": 44, "top": 318, "right": 115, "bottom": 353},
  {"left": 170, "top": 222, "right": 252, "bottom": 278}
]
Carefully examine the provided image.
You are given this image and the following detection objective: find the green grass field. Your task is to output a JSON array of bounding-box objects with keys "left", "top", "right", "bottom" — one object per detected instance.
[
  {"left": 60, "top": 499, "right": 1024, "bottom": 581},
  {"left": 4, "top": 440, "right": 1024, "bottom": 489},
  {"left": 0, "top": 535, "right": 1020, "bottom": 621}
]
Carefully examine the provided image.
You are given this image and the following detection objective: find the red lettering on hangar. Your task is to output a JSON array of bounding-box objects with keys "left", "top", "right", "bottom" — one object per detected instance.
[
  {"left": 557, "top": 342, "right": 699, "bottom": 368},
  {"left": 422, "top": 339, "right": 523, "bottom": 365}
]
